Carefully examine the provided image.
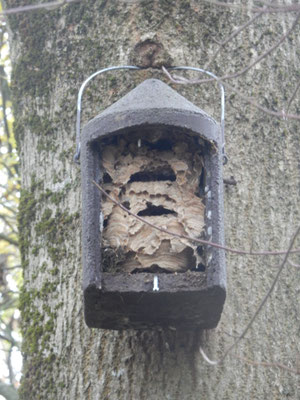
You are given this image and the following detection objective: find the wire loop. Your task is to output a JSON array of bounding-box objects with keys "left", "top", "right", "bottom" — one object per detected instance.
[{"left": 74, "top": 65, "right": 226, "bottom": 164}]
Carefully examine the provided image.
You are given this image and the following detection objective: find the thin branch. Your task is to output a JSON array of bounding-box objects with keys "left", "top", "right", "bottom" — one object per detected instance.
[
  {"left": 95, "top": 181, "right": 300, "bottom": 371},
  {"left": 1, "top": 264, "right": 21, "bottom": 272},
  {"left": 0, "top": 233, "right": 18, "bottom": 247},
  {"left": 0, "top": 203, "right": 18, "bottom": 215},
  {"left": 6, "top": 319, "right": 17, "bottom": 386},
  {"left": 219, "top": 328, "right": 251, "bottom": 341},
  {"left": 0, "top": 160, "right": 18, "bottom": 179},
  {"left": 202, "top": 0, "right": 249, "bottom": 11},
  {"left": 221, "top": 226, "right": 300, "bottom": 360},
  {"left": 93, "top": 181, "right": 300, "bottom": 256},
  {"left": 203, "top": 0, "right": 300, "bottom": 13},
  {"left": 0, "top": 215, "right": 16, "bottom": 232},
  {"left": 6, "top": 346, "right": 15, "bottom": 386},
  {"left": 205, "top": 11, "right": 264, "bottom": 69},
  {"left": 0, "top": 213, "right": 16, "bottom": 221},
  {"left": 224, "top": 81, "right": 300, "bottom": 121},
  {"left": 235, "top": 355, "right": 300, "bottom": 375},
  {"left": 286, "top": 80, "right": 300, "bottom": 114},
  {"left": 255, "top": 1, "right": 284, "bottom": 8},
  {"left": 0, "top": 334, "right": 15, "bottom": 344},
  {"left": 0, "top": 0, "right": 81, "bottom": 16},
  {"left": 200, "top": 226, "right": 300, "bottom": 365},
  {"left": 220, "top": 12, "right": 300, "bottom": 82},
  {"left": 0, "top": 69, "right": 12, "bottom": 153},
  {"left": 162, "top": 67, "right": 300, "bottom": 121},
  {"left": 254, "top": 5, "right": 300, "bottom": 14},
  {"left": 288, "top": 260, "right": 300, "bottom": 269},
  {"left": 266, "top": 258, "right": 300, "bottom": 270},
  {"left": 168, "top": 12, "right": 300, "bottom": 88}
]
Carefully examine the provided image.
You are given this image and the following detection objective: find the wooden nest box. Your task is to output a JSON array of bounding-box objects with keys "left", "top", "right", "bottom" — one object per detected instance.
[{"left": 81, "top": 79, "right": 226, "bottom": 330}]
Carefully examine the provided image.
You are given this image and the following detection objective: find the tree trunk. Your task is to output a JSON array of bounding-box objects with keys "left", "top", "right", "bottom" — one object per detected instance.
[{"left": 6, "top": 0, "right": 300, "bottom": 398}]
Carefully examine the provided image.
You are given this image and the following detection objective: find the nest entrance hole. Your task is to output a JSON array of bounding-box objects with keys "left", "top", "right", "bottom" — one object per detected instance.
[
  {"left": 137, "top": 203, "right": 177, "bottom": 217},
  {"left": 129, "top": 167, "right": 176, "bottom": 183}
]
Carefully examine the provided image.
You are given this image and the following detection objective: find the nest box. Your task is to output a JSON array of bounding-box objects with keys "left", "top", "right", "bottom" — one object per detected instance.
[{"left": 81, "top": 79, "right": 226, "bottom": 330}]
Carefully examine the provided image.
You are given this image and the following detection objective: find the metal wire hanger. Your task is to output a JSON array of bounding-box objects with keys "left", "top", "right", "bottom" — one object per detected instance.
[{"left": 73, "top": 65, "right": 227, "bottom": 164}]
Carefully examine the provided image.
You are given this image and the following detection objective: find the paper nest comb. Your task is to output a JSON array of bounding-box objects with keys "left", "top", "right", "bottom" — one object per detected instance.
[{"left": 100, "top": 129, "right": 206, "bottom": 273}]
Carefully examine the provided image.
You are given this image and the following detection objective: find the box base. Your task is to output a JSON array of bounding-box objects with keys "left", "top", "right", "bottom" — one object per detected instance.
[{"left": 84, "top": 272, "right": 225, "bottom": 330}]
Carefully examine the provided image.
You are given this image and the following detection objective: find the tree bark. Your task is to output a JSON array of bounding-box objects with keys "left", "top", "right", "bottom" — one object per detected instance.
[{"left": 6, "top": 0, "right": 300, "bottom": 398}]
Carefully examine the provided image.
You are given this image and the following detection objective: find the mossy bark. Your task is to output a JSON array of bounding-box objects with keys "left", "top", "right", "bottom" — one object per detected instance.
[{"left": 5, "top": 0, "right": 300, "bottom": 398}]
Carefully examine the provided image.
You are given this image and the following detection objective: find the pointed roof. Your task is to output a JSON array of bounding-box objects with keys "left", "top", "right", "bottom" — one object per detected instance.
[{"left": 83, "top": 79, "right": 219, "bottom": 144}]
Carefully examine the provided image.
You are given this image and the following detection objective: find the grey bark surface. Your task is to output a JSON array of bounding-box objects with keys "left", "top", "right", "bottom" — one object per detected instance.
[{"left": 5, "top": 0, "right": 300, "bottom": 399}]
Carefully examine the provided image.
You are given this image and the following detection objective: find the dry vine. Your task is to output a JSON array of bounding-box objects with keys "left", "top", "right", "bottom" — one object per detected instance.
[
  {"left": 162, "top": 67, "right": 300, "bottom": 121},
  {"left": 205, "top": 10, "right": 264, "bottom": 69},
  {"left": 93, "top": 182, "right": 300, "bottom": 373},
  {"left": 203, "top": 0, "right": 300, "bottom": 14},
  {"left": 235, "top": 356, "right": 300, "bottom": 375},
  {"left": 199, "top": 226, "right": 300, "bottom": 371},
  {"left": 93, "top": 181, "right": 300, "bottom": 257},
  {"left": 0, "top": 0, "right": 80, "bottom": 16}
]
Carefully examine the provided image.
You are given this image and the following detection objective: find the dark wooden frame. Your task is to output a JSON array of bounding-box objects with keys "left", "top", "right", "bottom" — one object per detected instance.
[{"left": 81, "top": 79, "right": 226, "bottom": 330}]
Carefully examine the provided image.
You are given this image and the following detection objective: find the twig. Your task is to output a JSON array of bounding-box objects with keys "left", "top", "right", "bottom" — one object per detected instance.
[
  {"left": 200, "top": 225, "right": 300, "bottom": 365},
  {"left": 0, "top": 334, "right": 16, "bottom": 345},
  {"left": 0, "top": 202, "right": 18, "bottom": 215},
  {"left": 286, "top": 80, "right": 300, "bottom": 114},
  {"left": 254, "top": 5, "right": 300, "bottom": 14},
  {"left": 220, "top": 12, "right": 300, "bottom": 82},
  {"left": 202, "top": 0, "right": 249, "bottom": 11},
  {"left": 219, "top": 328, "right": 251, "bottom": 341},
  {"left": 0, "top": 67, "right": 12, "bottom": 153},
  {"left": 0, "top": 233, "right": 18, "bottom": 247},
  {"left": 93, "top": 181, "right": 300, "bottom": 256},
  {"left": 0, "top": 0, "right": 80, "bottom": 16},
  {"left": 235, "top": 355, "right": 300, "bottom": 375},
  {"left": 205, "top": 11, "right": 264, "bottom": 69},
  {"left": 162, "top": 67, "right": 300, "bottom": 121},
  {"left": 0, "top": 214, "right": 16, "bottom": 231},
  {"left": 221, "top": 226, "right": 300, "bottom": 360},
  {"left": 288, "top": 260, "right": 300, "bottom": 269},
  {"left": 6, "top": 319, "right": 16, "bottom": 386},
  {"left": 95, "top": 183, "right": 300, "bottom": 373},
  {"left": 168, "top": 12, "right": 300, "bottom": 87},
  {"left": 1, "top": 265, "right": 21, "bottom": 272},
  {"left": 0, "top": 160, "right": 17, "bottom": 179},
  {"left": 225, "top": 81, "right": 300, "bottom": 121},
  {"left": 203, "top": 0, "right": 300, "bottom": 13},
  {"left": 255, "top": 1, "right": 284, "bottom": 8}
]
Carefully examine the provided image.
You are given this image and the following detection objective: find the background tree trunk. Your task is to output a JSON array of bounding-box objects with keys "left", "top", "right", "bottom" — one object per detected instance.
[{"left": 5, "top": 0, "right": 300, "bottom": 398}]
